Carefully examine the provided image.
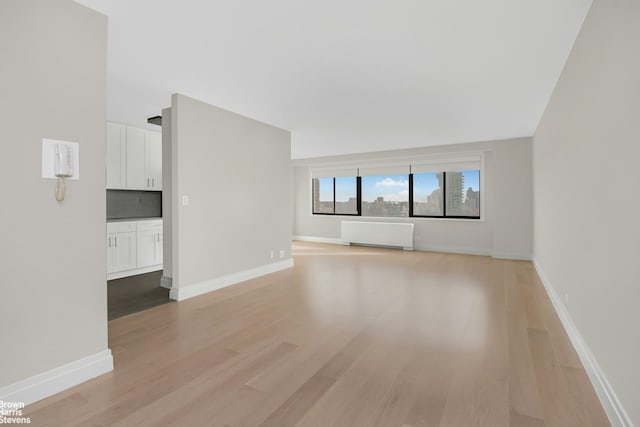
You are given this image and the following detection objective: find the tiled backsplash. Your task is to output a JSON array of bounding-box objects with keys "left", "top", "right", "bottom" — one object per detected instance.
[{"left": 107, "top": 190, "right": 162, "bottom": 220}]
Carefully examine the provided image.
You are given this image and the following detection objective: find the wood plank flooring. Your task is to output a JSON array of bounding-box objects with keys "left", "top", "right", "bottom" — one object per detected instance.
[{"left": 23, "top": 242, "right": 609, "bottom": 426}]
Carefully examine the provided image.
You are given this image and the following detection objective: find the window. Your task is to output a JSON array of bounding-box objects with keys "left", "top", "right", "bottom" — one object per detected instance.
[
  {"left": 361, "top": 175, "right": 409, "bottom": 217},
  {"left": 312, "top": 175, "right": 360, "bottom": 215},
  {"left": 411, "top": 170, "right": 480, "bottom": 219},
  {"left": 335, "top": 176, "right": 358, "bottom": 215},
  {"left": 310, "top": 158, "right": 481, "bottom": 220},
  {"left": 412, "top": 172, "right": 443, "bottom": 216},
  {"left": 445, "top": 170, "right": 480, "bottom": 217},
  {"left": 312, "top": 177, "right": 334, "bottom": 214}
]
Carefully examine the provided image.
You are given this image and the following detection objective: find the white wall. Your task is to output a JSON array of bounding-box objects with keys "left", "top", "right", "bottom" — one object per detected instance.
[
  {"left": 170, "top": 94, "right": 292, "bottom": 300},
  {"left": 293, "top": 138, "right": 532, "bottom": 259},
  {"left": 0, "top": 0, "right": 111, "bottom": 395},
  {"left": 533, "top": 0, "right": 639, "bottom": 424},
  {"left": 161, "top": 107, "right": 172, "bottom": 280}
]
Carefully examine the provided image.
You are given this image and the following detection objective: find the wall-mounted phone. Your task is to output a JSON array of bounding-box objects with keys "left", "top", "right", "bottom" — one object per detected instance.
[
  {"left": 54, "top": 143, "right": 73, "bottom": 178},
  {"left": 42, "top": 138, "right": 79, "bottom": 203}
]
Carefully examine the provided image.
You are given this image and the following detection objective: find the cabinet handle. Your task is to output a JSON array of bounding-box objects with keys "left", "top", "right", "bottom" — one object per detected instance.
[
  {"left": 147, "top": 178, "right": 150, "bottom": 187},
  {"left": 152, "top": 178, "right": 155, "bottom": 187},
  {"left": 108, "top": 237, "right": 111, "bottom": 248},
  {"left": 115, "top": 236, "right": 118, "bottom": 247}
]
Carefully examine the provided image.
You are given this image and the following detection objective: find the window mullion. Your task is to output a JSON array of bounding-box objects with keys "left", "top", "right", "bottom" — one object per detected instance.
[
  {"left": 357, "top": 176, "right": 362, "bottom": 216},
  {"left": 443, "top": 171, "right": 447, "bottom": 218},
  {"left": 333, "top": 177, "right": 336, "bottom": 215},
  {"left": 409, "top": 174, "right": 414, "bottom": 217}
]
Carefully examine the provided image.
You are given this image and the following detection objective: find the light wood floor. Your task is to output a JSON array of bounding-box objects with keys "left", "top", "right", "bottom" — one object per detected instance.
[{"left": 24, "top": 242, "right": 609, "bottom": 426}]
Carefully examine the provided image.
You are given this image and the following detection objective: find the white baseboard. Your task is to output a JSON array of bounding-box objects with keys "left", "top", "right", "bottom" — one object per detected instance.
[
  {"left": 415, "top": 244, "right": 491, "bottom": 257},
  {"left": 160, "top": 275, "right": 172, "bottom": 289},
  {"left": 107, "top": 264, "right": 162, "bottom": 281},
  {"left": 295, "top": 237, "right": 529, "bottom": 260},
  {"left": 532, "top": 259, "right": 632, "bottom": 427},
  {"left": 491, "top": 252, "right": 532, "bottom": 260},
  {"left": 293, "top": 235, "right": 343, "bottom": 245},
  {"left": 295, "top": 236, "right": 492, "bottom": 256},
  {"left": 169, "top": 258, "right": 294, "bottom": 301},
  {"left": 0, "top": 350, "right": 113, "bottom": 407}
]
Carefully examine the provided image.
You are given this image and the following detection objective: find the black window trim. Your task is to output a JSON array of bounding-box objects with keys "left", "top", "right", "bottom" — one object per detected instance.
[
  {"left": 410, "top": 171, "right": 481, "bottom": 220},
  {"left": 311, "top": 176, "right": 361, "bottom": 216},
  {"left": 312, "top": 171, "right": 480, "bottom": 220}
]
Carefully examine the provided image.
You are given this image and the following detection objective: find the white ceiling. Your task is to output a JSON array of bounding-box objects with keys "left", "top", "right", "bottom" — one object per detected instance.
[{"left": 76, "top": 0, "right": 592, "bottom": 159}]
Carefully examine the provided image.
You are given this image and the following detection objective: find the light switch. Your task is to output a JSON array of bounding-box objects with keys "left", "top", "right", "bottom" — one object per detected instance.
[{"left": 181, "top": 195, "right": 189, "bottom": 206}]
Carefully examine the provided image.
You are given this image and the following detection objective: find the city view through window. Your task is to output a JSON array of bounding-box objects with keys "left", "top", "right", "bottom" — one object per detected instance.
[
  {"left": 312, "top": 170, "right": 480, "bottom": 218},
  {"left": 414, "top": 170, "right": 480, "bottom": 217},
  {"left": 362, "top": 175, "right": 409, "bottom": 217}
]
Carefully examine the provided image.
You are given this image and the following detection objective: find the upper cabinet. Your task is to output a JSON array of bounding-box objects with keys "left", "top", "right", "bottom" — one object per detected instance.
[
  {"left": 125, "top": 126, "right": 147, "bottom": 190},
  {"left": 106, "top": 122, "right": 162, "bottom": 190},
  {"left": 146, "top": 131, "right": 162, "bottom": 191},
  {"left": 106, "top": 122, "right": 127, "bottom": 189}
]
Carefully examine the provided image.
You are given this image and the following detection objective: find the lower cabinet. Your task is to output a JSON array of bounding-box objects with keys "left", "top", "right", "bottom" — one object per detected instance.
[
  {"left": 137, "top": 222, "right": 163, "bottom": 268},
  {"left": 107, "top": 219, "right": 163, "bottom": 280},
  {"left": 107, "top": 231, "right": 137, "bottom": 273}
]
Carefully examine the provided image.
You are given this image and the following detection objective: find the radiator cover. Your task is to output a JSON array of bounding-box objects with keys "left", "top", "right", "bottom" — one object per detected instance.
[{"left": 341, "top": 221, "right": 414, "bottom": 251}]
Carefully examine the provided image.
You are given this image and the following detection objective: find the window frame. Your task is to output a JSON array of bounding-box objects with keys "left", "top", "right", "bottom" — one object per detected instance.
[
  {"left": 360, "top": 173, "right": 410, "bottom": 218},
  {"left": 409, "top": 171, "right": 481, "bottom": 220},
  {"left": 311, "top": 176, "right": 361, "bottom": 216},
  {"left": 310, "top": 162, "right": 482, "bottom": 221}
]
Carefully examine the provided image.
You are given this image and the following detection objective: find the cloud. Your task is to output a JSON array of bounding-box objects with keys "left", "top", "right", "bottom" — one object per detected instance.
[
  {"left": 381, "top": 190, "right": 408, "bottom": 202},
  {"left": 376, "top": 177, "right": 408, "bottom": 188}
]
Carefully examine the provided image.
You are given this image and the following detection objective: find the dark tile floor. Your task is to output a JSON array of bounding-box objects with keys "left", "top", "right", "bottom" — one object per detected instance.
[{"left": 107, "top": 270, "right": 172, "bottom": 320}]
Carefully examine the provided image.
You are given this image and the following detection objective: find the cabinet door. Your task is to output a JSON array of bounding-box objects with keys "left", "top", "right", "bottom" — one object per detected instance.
[
  {"left": 106, "top": 122, "right": 126, "bottom": 189},
  {"left": 126, "top": 126, "right": 147, "bottom": 190},
  {"left": 111, "top": 232, "right": 137, "bottom": 272},
  {"left": 137, "top": 229, "right": 160, "bottom": 268},
  {"left": 146, "top": 131, "right": 162, "bottom": 190},
  {"left": 106, "top": 235, "right": 115, "bottom": 273},
  {"left": 156, "top": 232, "right": 163, "bottom": 265}
]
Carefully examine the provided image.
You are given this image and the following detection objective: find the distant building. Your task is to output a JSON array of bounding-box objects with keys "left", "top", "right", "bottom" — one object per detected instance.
[
  {"left": 445, "top": 172, "right": 464, "bottom": 215},
  {"left": 312, "top": 178, "right": 320, "bottom": 209},
  {"left": 465, "top": 187, "right": 480, "bottom": 216},
  {"left": 312, "top": 178, "right": 333, "bottom": 213},
  {"left": 336, "top": 197, "right": 357, "bottom": 214}
]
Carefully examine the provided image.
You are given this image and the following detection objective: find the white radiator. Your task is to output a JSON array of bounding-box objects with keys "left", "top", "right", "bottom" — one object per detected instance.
[{"left": 341, "top": 221, "right": 414, "bottom": 251}]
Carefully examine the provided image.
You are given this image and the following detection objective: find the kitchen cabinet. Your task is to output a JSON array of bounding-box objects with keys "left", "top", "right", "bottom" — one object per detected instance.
[
  {"left": 106, "top": 222, "right": 137, "bottom": 274},
  {"left": 107, "top": 219, "right": 163, "bottom": 280},
  {"left": 125, "top": 126, "right": 147, "bottom": 190},
  {"left": 146, "top": 131, "right": 162, "bottom": 190},
  {"left": 137, "top": 221, "right": 163, "bottom": 268},
  {"left": 106, "top": 122, "right": 126, "bottom": 189},
  {"left": 106, "top": 122, "right": 162, "bottom": 190}
]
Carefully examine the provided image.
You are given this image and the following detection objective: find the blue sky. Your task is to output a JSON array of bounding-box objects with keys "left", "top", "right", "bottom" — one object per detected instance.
[
  {"left": 413, "top": 171, "right": 480, "bottom": 202},
  {"left": 318, "top": 171, "right": 480, "bottom": 203},
  {"left": 362, "top": 175, "right": 408, "bottom": 202}
]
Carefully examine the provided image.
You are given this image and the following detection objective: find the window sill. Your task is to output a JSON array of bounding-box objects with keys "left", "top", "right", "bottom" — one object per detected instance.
[{"left": 310, "top": 214, "right": 484, "bottom": 223}]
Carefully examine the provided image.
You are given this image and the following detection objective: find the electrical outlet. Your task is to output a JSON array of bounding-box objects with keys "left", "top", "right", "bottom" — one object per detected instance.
[
  {"left": 279, "top": 250, "right": 285, "bottom": 258},
  {"left": 270, "top": 250, "right": 274, "bottom": 259}
]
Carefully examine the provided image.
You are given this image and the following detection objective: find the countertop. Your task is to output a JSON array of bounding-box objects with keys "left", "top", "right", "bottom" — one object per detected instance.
[{"left": 107, "top": 217, "right": 163, "bottom": 223}]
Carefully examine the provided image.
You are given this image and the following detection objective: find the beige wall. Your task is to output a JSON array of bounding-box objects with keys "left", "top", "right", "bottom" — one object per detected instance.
[
  {"left": 533, "top": 0, "right": 639, "bottom": 423},
  {"left": 171, "top": 94, "right": 292, "bottom": 291},
  {"left": 293, "top": 138, "right": 532, "bottom": 259},
  {"left": 161, "top": 107, "right": 173, "bottom": 279},
  {"left": 0, "top": 0, "right": 108, "bottom": 387}
]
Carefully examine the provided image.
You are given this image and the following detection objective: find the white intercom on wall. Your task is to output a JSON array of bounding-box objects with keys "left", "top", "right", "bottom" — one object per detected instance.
[
  {"left": 54, "top": 143, "right": 73, "bottom": 178},
  {"left": 42, "top": 138, "right": 80, "bottom": 203}
]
